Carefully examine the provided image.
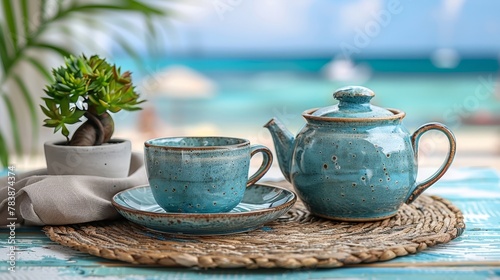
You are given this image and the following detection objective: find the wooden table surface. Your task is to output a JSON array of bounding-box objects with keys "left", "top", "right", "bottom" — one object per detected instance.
[{"left": 1, "top": 167, "right": 500, "bottom": 279}]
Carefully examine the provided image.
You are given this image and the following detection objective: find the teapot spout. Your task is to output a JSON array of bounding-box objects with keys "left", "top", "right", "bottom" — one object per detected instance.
[{"left": 264, "top": 118, "right": 294, "bottom": 182}]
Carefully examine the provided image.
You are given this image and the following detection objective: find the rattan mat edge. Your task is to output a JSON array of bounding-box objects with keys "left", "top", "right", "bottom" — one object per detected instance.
[{"left": 44, "top": 185, "right": 465, "bottom": 269}]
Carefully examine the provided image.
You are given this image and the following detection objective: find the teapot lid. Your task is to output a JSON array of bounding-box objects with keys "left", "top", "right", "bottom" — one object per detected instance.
[{"left": 311, "top": 86, "right": 394, "bottom": 118}]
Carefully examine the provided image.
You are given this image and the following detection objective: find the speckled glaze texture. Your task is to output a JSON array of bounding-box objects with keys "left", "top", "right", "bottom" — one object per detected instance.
[
  {"left": 111, "top": 184, "right": 296, "bottom": 235},
  {"left": 144, "top": 137, "right": 273, "bottom": 213},
  {"left": 265, "top": 86, "right": 456, "bottom": 221},
  {"left": 290, "top": 118, "right": 415, "bottom": 221}
]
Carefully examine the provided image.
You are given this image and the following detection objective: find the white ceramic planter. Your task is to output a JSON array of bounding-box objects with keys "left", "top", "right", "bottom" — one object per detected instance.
[{"left": 44, "top": 139, "right": 132, "bottom": 178}]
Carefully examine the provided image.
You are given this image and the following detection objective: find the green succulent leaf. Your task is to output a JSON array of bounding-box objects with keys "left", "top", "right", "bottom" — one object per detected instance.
[
  {"left": 40, "top": 53, "right": 144, "bottom": 140},
  {"left": 43, "top": 119, "right": 60, "bottom": 127},
  {"left": 61, "top": 125, "right": 70, "bottom": 141},
  {"left": 40, "top": 105, "right": 55, "bottom": 119}
]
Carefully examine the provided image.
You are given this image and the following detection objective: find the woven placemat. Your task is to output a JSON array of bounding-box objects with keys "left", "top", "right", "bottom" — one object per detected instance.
[{"left": 43, "top": 182, "right": 465, "bottom": 269}]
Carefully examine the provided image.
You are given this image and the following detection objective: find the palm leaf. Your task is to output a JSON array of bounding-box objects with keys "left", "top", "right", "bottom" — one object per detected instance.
[
  {"left": 0, "top": 24, "right": 10, "bottom": 72},
  {"left": 143, "top": 16, "right": 163, "bottom": 58},
  {"left": 31, "top": 43, "right": 72, "bottom": 58},
  {"left": 25, "top": 56, "right": 53, "bottom": 81},
  {"left": 1, "top": 95, "right": 22, "bottom": 154},
  {"left": 127, "top": 0, "right": 165, "bottom": 15},
  {"left": 112, "top": 31, "right": 142, "bottom": 65},
  {"left": 77, "top": 14, "right": 153, "bottom": 74},
  {"left": 94, "top": 17, "right": 145, "bottom": 70},
  {"left": 40, "top": 0, "right": 48, "bottom": 22},
  {"left": 70, "top": 2, "right": 163, "bottom": 15},
  {"left": 0, "top": 130, "right": 8, "bottom": 167},
  {"left": 20, "top": 0, "right": 30, "bottom": 40},
  {"left": 142, "top": 7, "right": 181, "bottom": 57},
  {"left": 12, "top": 73, "right": 39, "bottom": 151},
  {"left": 2, "top": 0, "right": 18, "bottom": 52},
  {"left": 68, "top": 15, "right": 113, "bottom": 57}
]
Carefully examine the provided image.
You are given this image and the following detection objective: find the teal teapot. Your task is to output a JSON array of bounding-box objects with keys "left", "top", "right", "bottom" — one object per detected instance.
[{"left": 264, "top": 86, "right": 456, "bottom": 221}]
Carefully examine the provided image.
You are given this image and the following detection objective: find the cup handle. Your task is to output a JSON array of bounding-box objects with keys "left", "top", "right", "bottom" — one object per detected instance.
[
  {"left": 405, "top": 122, "right": 457, "bottom": 204},
  {"left": 247, "top": 145, "right": 274, "bottom": 187}
]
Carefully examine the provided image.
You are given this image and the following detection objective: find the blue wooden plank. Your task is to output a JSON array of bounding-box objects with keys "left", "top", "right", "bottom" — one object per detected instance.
[
  {"left": 386, "top": 231, "right": 500, "bottom": 264},
  {"left": 1, "top": 229, "right": 499, "bottom": 278},
  {"left": 7, "top": 265, "right": 500, "bottom": 280},
  {"left": 454, "top": 199, "right": 500, "bottom": 229},
  {"left": 427, "top": 183, "right": 500, "bottom": 200},
  {"left": 420, "top": 167, "right": 500, "bottom": 184}
]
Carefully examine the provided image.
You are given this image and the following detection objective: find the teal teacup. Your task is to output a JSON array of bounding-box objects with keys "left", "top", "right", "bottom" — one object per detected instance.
[{"left": 144, "top": 137, "right": 273, "bottom": 213}]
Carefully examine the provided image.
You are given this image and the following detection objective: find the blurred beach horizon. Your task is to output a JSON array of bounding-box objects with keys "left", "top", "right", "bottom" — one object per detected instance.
[{"left": 13, "top": 55, "right": 500, "bottom": 174}]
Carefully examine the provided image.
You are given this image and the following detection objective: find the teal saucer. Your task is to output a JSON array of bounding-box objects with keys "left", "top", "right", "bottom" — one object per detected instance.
[{"left": 112, "top": 183, "right": 296, "bottom": 235}]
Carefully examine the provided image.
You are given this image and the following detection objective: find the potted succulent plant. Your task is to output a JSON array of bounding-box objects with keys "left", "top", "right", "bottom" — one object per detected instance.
[{"left": 41, "top": 54, "right": 144, "bottom": 177}]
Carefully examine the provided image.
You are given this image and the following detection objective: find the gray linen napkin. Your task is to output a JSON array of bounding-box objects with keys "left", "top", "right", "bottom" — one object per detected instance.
[{"left": 0, "top": 152, "right": 147, "bottom": 226}]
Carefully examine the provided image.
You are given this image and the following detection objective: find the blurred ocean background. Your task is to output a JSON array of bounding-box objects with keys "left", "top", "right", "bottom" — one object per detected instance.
[
  {"left": 115, "top": 56, "right": 500, "bottom": 135},
  {"left": 112, "top": 54, "right": 500, "bottom": 172}
]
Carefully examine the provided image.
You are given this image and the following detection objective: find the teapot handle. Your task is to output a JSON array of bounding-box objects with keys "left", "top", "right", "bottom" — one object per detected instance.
[{"left": 406, "top": 123, "right": 456, "bottom": 204}]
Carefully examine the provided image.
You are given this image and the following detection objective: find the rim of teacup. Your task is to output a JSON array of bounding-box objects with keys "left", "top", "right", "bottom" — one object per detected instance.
[{"left": 144, "top": 136, "right": 250, "bottom": 150}]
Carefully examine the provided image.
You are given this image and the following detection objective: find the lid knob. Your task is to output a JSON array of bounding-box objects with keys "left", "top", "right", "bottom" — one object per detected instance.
[
  {"left": 334, "top": 86, "right": 374, "bottom": 107},
  {"left": 311, "top": 85, "right": 393, "bottom": 118}
]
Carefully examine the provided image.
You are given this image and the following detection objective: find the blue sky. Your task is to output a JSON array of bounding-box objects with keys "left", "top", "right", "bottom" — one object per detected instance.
[{"left": 149, "top": 0, "right": 500, "bottom": 57}]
